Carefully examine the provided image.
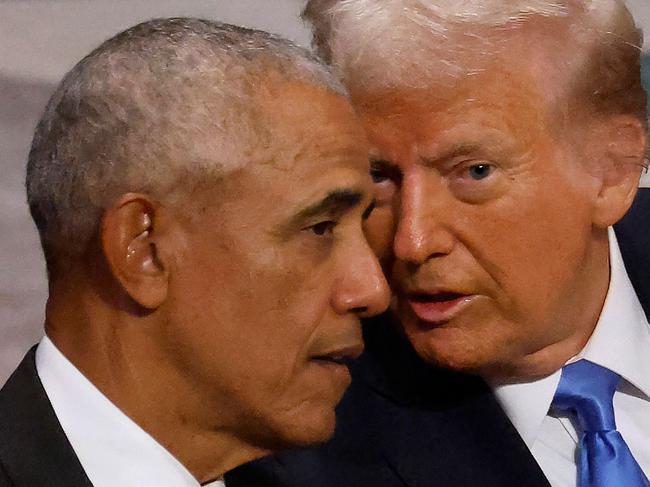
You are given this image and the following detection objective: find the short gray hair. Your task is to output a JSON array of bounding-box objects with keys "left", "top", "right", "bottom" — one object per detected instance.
[
  {"left": 27, "top": 17, "right": 345, "bottom": 277},
  {"left": 303, "top": 0, "right": 646, "bottom": 124}
]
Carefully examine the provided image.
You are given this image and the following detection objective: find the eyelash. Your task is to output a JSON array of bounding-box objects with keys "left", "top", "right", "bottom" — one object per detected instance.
[
  {"left": 308, "top": 221, "right": 337, "bottom": 236},
  {"left": 451, "top": 161, "right": 496, "bottom": 182},
  {"left": 465, "top": 163, "right": 494, "bottom": 181},
  {"left": 370, "top": 161, "right": 401, "bottom": 185},
  {"left": 370, "top": 167, "right": 389, "bottom": 184}
]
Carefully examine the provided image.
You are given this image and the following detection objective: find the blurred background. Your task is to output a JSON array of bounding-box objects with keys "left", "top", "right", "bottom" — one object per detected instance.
[{"left": 1, "top": 0, "right": 649, "bottom": 385}]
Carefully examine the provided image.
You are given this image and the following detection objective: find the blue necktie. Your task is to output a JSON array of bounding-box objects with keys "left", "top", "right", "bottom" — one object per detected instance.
[{"left": 552, "top": 359, "right": 649, "bottom": 487}]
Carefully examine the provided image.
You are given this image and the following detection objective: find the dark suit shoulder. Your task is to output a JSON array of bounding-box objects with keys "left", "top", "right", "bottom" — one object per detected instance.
[
  {"left": 0, "top": 347, "right": 93, "bottom": 487},
  {"left": 229, "top": 315, "right": 550, "bottom": 487},
  {"left": 615, "top": 188, "right": 650, "bottom": 319},
  {"left": 0, "top": 460, "right": 15, "bottom": 487}
]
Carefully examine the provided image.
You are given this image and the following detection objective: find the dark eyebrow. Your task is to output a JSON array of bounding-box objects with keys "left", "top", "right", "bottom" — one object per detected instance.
[
  {"left": 370, "top": 158, "right": 397, "bottom": 171},
  {"left": 362, "top": 201, "right": 376, "bottom": 221},
  {"left": 294, "top": 189, "right": 364, "bottom": 222},
  {"left": 370, "top": 158, "right": 402, "bottom": 182}
]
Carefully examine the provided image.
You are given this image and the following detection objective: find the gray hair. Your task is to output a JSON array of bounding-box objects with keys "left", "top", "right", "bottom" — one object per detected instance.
[
  {"left": 303, "top": 0, "right": 646, "bottom": 125},
  {"left": 305, "top": 0, "right": 570, "bottom": 64},
  {"left": 27, "top": 17, "right": 346, "bottom": 277}
]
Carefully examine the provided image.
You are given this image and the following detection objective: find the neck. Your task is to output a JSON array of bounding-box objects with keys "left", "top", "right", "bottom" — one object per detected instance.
[
  {"left": 485, "top": 230, "right": 612, "bottom": 384},
  {"left": 44, "top": 277, "right": 268, "bottom": 482}
]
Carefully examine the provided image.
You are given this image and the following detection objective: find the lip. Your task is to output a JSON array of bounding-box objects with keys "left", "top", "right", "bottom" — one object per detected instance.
[
  {"left": 309, "top": 343, "right": 365, "bottom": 365},
  {"left": 308, "top": 343, "right": 363, "bottom": 390},
  {"left": 407, "top": 292, "right": 475, "bottom": 324}
]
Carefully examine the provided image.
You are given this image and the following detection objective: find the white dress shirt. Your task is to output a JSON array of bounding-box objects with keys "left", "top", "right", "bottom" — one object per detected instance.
[
  {"left": 36, "top": 336, "right": 226, "bottom": 487},
  {"left": 493, "top": 229, "right": 650, "bottom": 486}
]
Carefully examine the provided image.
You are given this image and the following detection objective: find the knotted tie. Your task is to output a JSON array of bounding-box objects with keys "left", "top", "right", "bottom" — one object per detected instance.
[{"left": 552, "top": 359, "right": 649, "bottom": 487}]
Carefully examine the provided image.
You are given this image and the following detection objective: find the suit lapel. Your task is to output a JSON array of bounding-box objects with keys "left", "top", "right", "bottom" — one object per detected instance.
[
  {"left": 615, "top": 188, "right": 650, "bottom": 319},
  {"left": 358, "top": 317, "right": 550, "bottom": 487},
  {"left": 378, "top": 380, "right": 550, "bottom": 487},
  {"left": 0, "top": 346, "right": 93, "bottom": 487}
]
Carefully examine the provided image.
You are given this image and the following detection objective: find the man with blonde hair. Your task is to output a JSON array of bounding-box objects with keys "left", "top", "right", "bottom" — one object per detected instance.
[
  {"left": 231, "top": 1, "right": 650, "bottom": 486},
  {"left": 0, "top": 17, "right": 390, "bottom": 486}
]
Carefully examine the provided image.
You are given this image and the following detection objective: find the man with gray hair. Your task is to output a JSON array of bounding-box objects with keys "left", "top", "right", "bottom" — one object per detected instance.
[
  {"left": 0, "top": 17, "right": 390, "bottom": 486},
  {"left": 231, "top": 1, "right": 650, "bottom": 486}
]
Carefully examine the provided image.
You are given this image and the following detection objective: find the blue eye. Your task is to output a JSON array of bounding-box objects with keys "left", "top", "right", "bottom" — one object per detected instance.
[{"left": 467, "top": 164, "right": 493, "bottom": 180}]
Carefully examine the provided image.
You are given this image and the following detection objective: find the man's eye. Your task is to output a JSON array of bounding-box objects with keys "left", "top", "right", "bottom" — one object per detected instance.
[
  {"left": 370, "top": 167, "right": 389, "bottom": 184},
  {"left": 309, "top": 221, "right": 337, "bottom": 236},
  {"left": 467, "top": 164, "right": 494, "bottom": 181}
]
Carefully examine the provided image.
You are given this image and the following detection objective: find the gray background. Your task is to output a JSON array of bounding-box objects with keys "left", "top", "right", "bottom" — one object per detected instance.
[{"left": 1, "top": 0, "right": 649, "bottom": 386}]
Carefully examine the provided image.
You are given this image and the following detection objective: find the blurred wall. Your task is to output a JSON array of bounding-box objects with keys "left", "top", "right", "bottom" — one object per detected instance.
[
  {"left": 0, "top": 0, "right": 311, "bottom": 84},
  {"left": 644, "top": 55, "right": 650, "bottom": 112},
  {"left": 0, "top": 0, "right": 649, "bottom": 385}
]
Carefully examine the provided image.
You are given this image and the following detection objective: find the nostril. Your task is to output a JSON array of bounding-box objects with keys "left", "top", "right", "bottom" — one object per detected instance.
[{"left": 351, "top": 306, "right": 369, "bottom": 315}]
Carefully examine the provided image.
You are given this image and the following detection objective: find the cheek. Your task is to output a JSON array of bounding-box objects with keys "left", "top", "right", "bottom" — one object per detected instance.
[
  {"left": 276, "top": 271, "right": 337, "bottom": 356},
  {"left": 461, "top": 188, "right": 595, "bottom": 334},
  {"left": 232, "top": 263, "right": 334, "bottom": 363}
]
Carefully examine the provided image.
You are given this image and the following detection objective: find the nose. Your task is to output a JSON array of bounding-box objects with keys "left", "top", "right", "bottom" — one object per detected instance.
[
  {"left": 332, "top": 240, "right": 391, "bottom": 318},
  {"left": 393, "top": 169, "right": 455, "bottom": 264}
]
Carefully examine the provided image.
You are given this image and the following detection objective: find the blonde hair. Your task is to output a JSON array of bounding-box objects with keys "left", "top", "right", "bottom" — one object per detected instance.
[{"left": 303, "top": 0, "right": 646, "bottom": 123}]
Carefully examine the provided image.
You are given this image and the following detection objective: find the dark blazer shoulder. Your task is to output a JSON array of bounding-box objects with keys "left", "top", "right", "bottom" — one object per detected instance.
[
  {"left": 0, "top": 346, "right": 92, "bottom": 487},
  {"left": 615, "top": 187, "right": 650, "bottom": 318},
  {"left": 228, "top": 316, "right": 550, "bottom": 487},
  {"left": 0, "top": 460, "right": 15, "bottom": 487}
]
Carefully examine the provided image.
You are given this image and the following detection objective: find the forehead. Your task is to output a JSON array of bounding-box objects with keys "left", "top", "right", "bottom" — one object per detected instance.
[
  {"left": 205, "top": 81, "right": 372, "bottom": 214},
  {"left": 256, "top": 80, "right": 370, "bottom": 172},
  {"left": 357, "top": 59, "right": 559, "bottom": 159},
  {"left": 348, "top": 16, "right": 587, "bottom": 153}
]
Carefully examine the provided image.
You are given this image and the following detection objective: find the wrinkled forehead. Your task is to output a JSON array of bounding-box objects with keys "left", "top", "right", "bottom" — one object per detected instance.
[
  {"left": 353, "top": 60, "right": 565, "bottom": 165},
  {"left": 251, "top": 79, "right": 370, "bottom": 172},
  {"left": 356, "top": 56, "right": 551, "bottom": 120},
  {"left": 191, "top": 82, "right": 374, "bottom": 223},
  {"left": 168, "top": 79, "right": 372, "bottom": 218},
  {"left": 339, "top": 10, "right": 585, "bottom": 105},
  {"left": 348, "top": 21, "right": 584, "bottom": 134}
]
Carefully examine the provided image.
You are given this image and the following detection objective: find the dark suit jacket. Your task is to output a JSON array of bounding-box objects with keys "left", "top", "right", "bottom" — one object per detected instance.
[
  {"left": 0, "top": 347, "right": 93, "bottom": 487},
  {"left": 226, "top": 189, "right": 650, "bottom": 487}
]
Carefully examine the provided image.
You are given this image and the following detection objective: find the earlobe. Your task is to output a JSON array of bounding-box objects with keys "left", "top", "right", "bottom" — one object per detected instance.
[
  {"left": 102, "top": 194, "right": 168, "bottom": 309},
  {"left": 591, "top": 116, "right": 646, "bottom": 229}
]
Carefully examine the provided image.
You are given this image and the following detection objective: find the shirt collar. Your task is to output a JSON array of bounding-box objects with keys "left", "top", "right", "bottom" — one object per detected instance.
[
  {"left": 36, "top": 336, "right": 225, "bottom": 487},
  {"left": 493, "top": 228, "right": 650, "bottom": 448},
  {"left": 575, "top": 229, "right": 650, "bottom": 398}
]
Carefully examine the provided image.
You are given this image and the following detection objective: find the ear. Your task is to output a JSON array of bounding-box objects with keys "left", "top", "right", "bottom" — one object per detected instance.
[
  {"left": 591, "top": 115, "right": 647, "bottom": 229},
  {"left": 101, "top": 193, "right": 168, "bottom": 309}
]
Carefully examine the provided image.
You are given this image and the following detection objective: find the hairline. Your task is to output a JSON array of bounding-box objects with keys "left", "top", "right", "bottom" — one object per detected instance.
[{"left": 26, "top": 17, "right": 348, "bottom": 278}]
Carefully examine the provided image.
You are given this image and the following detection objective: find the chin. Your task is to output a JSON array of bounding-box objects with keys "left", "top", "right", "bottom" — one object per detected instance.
[
  {"left": 251, "top": 405, "right": 337, "bottom": 451},
  {"left": 280, "top": 407, "right": 337, "bottom": 447},
  {"left": 408, "top": 326, "right": 495, "bottom": 374}
]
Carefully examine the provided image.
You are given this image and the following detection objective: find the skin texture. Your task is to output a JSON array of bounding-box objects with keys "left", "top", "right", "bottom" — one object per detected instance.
[
  {"left": 358, "top": 39, "right": 645, "bottom": 382},
  {"left": 46, "top": 81, "right": 389, "bottom": 482}
]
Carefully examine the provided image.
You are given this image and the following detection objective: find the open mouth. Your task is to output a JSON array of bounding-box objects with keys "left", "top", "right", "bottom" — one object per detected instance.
[
  {"left": 407, "top": 292, "right": 473, "bottom": 323},
  {"left": 311, "top": 355, "right": 349, "bottom": 366},
  {"left": 411, "top": 292, "right": 465, "bottom": 303}
]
